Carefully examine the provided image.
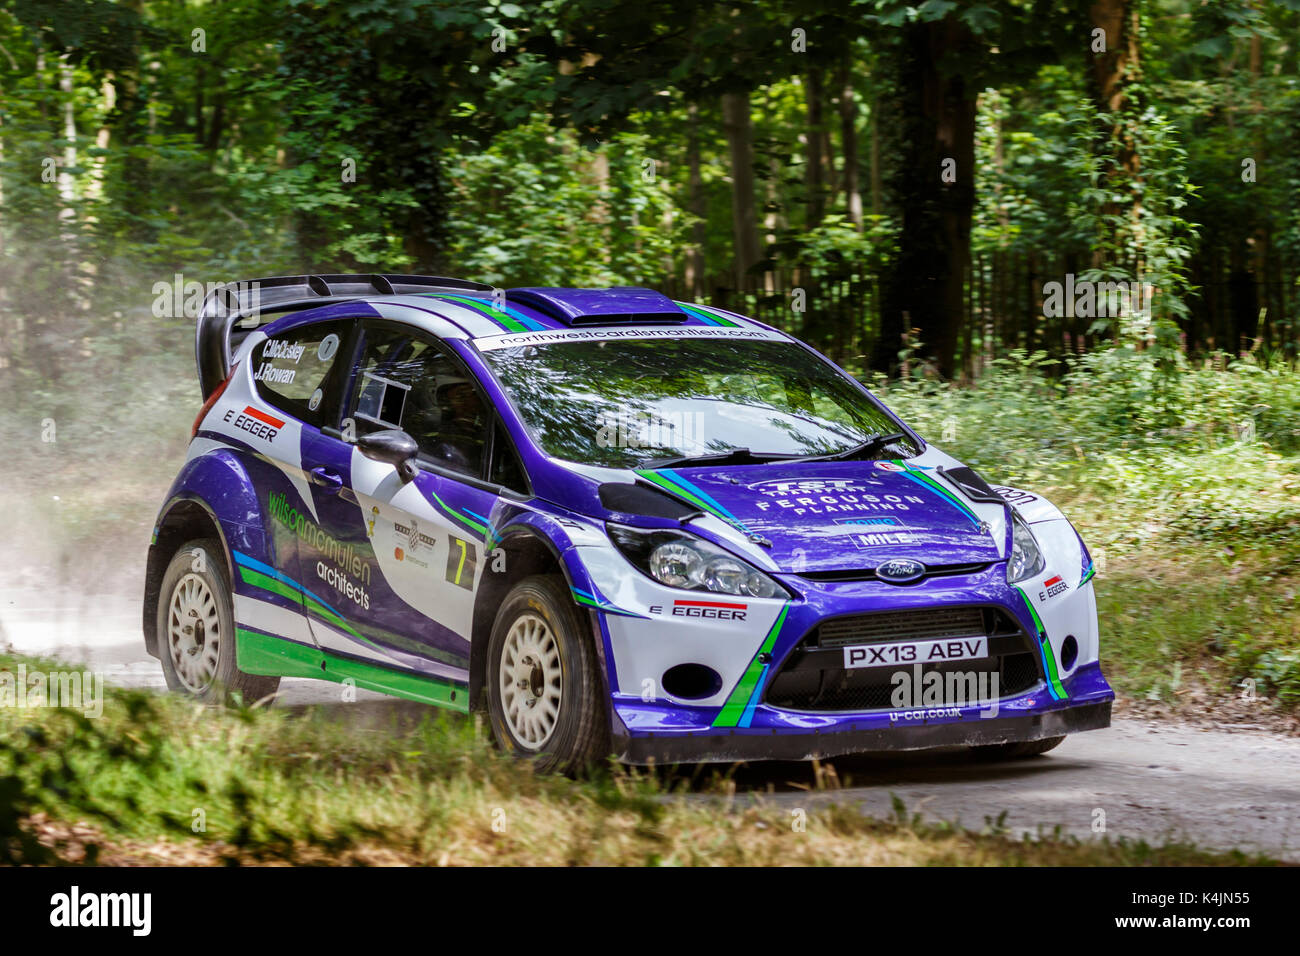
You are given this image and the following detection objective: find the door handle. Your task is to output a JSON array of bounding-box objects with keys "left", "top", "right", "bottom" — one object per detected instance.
[{"left": 309, "top": 466, "right": 343, "bottom": 492}]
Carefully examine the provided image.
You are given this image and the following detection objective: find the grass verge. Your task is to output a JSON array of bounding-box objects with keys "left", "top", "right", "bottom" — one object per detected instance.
[{"left": 0, "top": 652, "right": 1277, "bottom": 866}]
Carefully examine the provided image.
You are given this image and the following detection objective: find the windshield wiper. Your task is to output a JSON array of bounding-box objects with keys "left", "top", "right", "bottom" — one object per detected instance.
[
  {"left": 796, "top": 431, "right": 909, "bottom": 463},
  {"left": 642, "top": 447, "right": 799, "bottom": 469}
]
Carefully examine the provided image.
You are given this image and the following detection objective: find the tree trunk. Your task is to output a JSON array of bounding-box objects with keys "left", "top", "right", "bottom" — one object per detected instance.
[
  {"left": 721, "top": 91, "right": 762, "bottom": 285},
  {"left": 838, "top": 60, "right": 863, "bottom": 229},
  {"left": 1249, "top": 24, "right": 1269, "bottom": 348},
  {"left": 85, "top": 76, "right": 115, "bottom": 206},
  {"left": 115, "top": 0, "right": 150, "bottom": 239},
  {"left": 872, "top": 16, "right": 977, "bottom": 378},
  {"left": 804, "top": 69, "right": 826, "bottom": 229},
  {"left": 58, "top": 56, "right": 77, "bottom": 232},
  {"left": 869, "top": 92, "right": 881, "bottom": 216},
  {"left": 1088, "top": 0, "right": 1143, "bottom": 287},
  {"left": 685, "top": 101, "right": 706, "bottom": 298}
]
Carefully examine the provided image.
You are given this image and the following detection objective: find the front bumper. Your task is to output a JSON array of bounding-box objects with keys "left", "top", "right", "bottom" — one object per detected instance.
[
  {"left": 611, "top": 662, "right": 1113, "bottom": 764},
  {"left": 616, "top": 698, "right": 1111, "bottom": 764}
]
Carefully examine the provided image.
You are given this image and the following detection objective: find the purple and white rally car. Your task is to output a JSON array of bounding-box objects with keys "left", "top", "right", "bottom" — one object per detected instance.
[{"left": 143, "top": 274, "right": 1112, "bottom": 771}]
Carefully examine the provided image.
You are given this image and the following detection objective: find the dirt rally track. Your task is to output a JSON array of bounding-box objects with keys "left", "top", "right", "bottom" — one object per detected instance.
[{"left": 3, "top": 585, "right": 1297, "bottom": 861}]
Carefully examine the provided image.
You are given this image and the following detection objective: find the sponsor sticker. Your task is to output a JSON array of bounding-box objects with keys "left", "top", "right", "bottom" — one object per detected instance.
[
  {"left": 671, "top": 599, "right": 747, "bottom": 621},
  {"left": 394, "top": 545, "right": 429, "bottom": 569},
  {"left": 993, "top": 485, "right": 1039, "bottom": 506},
  {"left": 851, "top": 531, "right": 917, "bottom": 548},
  {"left": 1039, "top": 574, "right": 1068, "bottom": 600},
  {"left": 747, "top": 476, "right": 925, "bottom": 517},
  {"left": 224, "top": 405, "right": 283, "bottom": 442},
  {"left": 874, "top": 461, "right": 905, "bottom": 472}
]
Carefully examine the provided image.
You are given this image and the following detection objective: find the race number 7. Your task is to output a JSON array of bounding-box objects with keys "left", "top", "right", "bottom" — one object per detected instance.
[{"left": 445, "top": 534, "right": 477, "bottom": 591}]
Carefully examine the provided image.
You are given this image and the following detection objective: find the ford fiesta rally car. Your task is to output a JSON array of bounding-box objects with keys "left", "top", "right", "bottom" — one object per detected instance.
[{"left": 144, "top": 273, "right": 1112, "bottom": 772}]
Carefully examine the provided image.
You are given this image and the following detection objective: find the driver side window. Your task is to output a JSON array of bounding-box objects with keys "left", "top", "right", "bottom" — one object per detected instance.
[{"left": 347, "top": 324, "right": 488, "bottom": 478}]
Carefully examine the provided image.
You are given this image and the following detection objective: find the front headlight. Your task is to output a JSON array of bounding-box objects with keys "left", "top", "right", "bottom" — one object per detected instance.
[
  {"left": 608, "top": 524, "right": 790, "bottom": 599},
  {"left": 1006, "top": 510, "right": 1045, "bottom": 584}
]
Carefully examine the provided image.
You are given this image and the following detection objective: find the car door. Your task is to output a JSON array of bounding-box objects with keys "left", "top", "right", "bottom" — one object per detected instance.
[
  {"left": 212, "top": 317, "right": 354, "bottom": 651},
  {"left": 298, "top": 320, "right": 504, "bottom": 688}
]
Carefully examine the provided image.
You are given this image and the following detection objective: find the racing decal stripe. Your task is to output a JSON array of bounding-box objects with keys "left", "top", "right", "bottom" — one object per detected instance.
[
  {"left": 232, "top": 593, "right": 316, "bottom": 647},
  {"left": 425, "top": 293, "right": 547, "bottom": 333},
  {"left": 633, "top": 468, "right": 754, "bottom": 536},
  {"left": 896, "top": 462, "right": 982, "bottom": 528},
  {"left": 571, "top": 586, "right": 650, "bottom": 619},
  {"left": 236, "top": 562, "right": 452, "bottom": 668},
  {"left": 426, "top": 487, "right": 489, "bottom": 538},
  {"left": 309, "top": 616, "right": 468, "bottom": 679},
  {"left": 231, "top": 551, "right": 384, "bottom": 651},
  {"left": 237, "top": 565, "right": 364, "bottom": 641},
  {"left": 462, "top": 507, "right": 504, "bottom": 549},
  {"left": 1014, "top": 586, "right": 1067, "bottom": 701},
  {"left": 236, "top": 627, "right": 469, "bottom": 712},
  {"left": 233, "top": 551, "right": 344, "bottom": 618},
  {"left": 1079, "top": 561, "right": 1096, "bottom": 587},
  {"left": 712, "top": 605, "right": 789, "bottom": 728},
  {"left": 677, "top": 302, "right": 740, "bottom": 328}
]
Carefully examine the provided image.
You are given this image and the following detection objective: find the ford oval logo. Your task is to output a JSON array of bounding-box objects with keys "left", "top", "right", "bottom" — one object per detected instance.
[{"left": 876, "top": 558, "right": 925, "bottom": 584}]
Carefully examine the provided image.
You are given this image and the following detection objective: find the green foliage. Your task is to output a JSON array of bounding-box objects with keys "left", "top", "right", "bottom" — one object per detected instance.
[
  {"left": 875, "top": 344, "right": 1300, "bottom": 702},
  {"left": 443, "top": 121, "right": 689, "bottom": 286}
]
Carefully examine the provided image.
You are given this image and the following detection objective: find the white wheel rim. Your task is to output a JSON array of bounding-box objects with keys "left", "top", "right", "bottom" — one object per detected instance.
[
  {"left": 499, "top": 612, "right": 563, "bottom": 750},
  {"left": 167, "top": 572, "right": 221, "bottom": 694}
]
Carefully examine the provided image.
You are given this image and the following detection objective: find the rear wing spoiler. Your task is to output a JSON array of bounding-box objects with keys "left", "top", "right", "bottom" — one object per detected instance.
[{"left": 194, "top": 273, "right": 493, "bottom": 398}]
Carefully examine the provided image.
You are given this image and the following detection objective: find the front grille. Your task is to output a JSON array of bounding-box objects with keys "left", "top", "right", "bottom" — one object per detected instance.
[
  {"left": 764, "top": 605, "right": 1043, "bottom": 713},
  {"left": 817, "top": 606, "right": 988, "bottom": 647},
  {"left": 798, "top": 562, "right": 991, "bottom": 584}
]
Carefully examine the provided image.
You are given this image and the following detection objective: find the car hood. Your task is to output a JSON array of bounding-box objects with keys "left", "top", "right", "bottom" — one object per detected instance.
[{"left": 625, "top": 460, "right": 1005, "bottom": 574}]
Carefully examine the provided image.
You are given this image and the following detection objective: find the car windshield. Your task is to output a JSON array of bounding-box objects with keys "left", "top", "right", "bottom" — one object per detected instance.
[{"left": 480, "top": 335, "right": 919, "bottom": 468}]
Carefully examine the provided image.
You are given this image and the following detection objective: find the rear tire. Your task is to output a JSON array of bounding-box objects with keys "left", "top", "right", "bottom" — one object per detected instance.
[
  {"left": 486, "top": 575, "right": 609, "bottom": 775},
  {"left": 971, "top": 735, "right": 1065, "bottom": 759},
  {"left": 156, "top": 538, "right": 280, "bottom": 706}
]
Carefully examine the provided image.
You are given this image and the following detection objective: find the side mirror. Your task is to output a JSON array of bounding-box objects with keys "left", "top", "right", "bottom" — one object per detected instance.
[{"left": 357, "top": 429, "right": 420, "bottom": 483}]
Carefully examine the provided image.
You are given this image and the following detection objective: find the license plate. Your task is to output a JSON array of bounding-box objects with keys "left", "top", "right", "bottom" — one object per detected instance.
[{"left": 842, "top": 636, "right": 989, "bottom": 669}]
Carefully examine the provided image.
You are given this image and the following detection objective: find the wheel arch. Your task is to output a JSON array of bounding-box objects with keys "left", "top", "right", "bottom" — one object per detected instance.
[
  {"left": 143, "top": 448, "right": 271, "bottom": 659},
  {"left": 143, "top": 496, "right": 233, "bottom": 659},
  {"left": 468, "top": 525, "right": 613, "bottom": 714}
]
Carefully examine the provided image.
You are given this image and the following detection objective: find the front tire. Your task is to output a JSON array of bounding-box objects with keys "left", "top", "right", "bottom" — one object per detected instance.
[
  {"left": 156, "top": 538, "right": 280, "bottom": 706},
  {"left": 486, "top": 575, "right": 609, "bottom": 774}
]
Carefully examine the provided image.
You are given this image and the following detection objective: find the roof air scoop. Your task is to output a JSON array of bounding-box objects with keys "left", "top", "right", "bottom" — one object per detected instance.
[{"left": 506, "top": 287, "right": 687, "bottom": 326}]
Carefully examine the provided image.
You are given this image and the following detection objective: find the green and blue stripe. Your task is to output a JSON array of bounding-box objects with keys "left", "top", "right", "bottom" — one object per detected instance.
[
  {"left": 422, "top": 293, "right": 547, "bottom": 333},
  {"left": 633, "top": 468, "right": 754, "bottom": 537},
  {"left": 236, "top": 626, "right": 468, "bottom": 712},
  {"left": 713, "top": 605, "right": 789, "bottom": 728},
  {"left": 894, "top": 461, "right": 982, "bottom": 528},
  {"left": 1014, "top": 586, "right": 1068, "bottom": 701},
  {"left": 570, "top": 586, "right": 649, "bottom": 619},
  {"left": 676, "top": 302, "right": 742, "bottom": 328}
]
